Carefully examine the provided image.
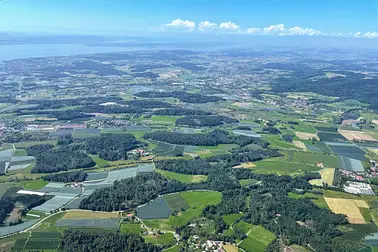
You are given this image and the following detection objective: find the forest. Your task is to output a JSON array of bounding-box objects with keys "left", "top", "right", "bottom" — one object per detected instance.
[
  {"left": 59, "top": 230, "right": 160, "bottom": 252},
  {"left": 175, "top": 115, "right": 238, "bottom": 126},
  {"left": 79, "top": 173, "right": 187, "bottom": 211},
  {"left": 42, "top": 170, "right": 88, "bottom": 182},
  {"left": 85, "top": 133, "right": 144, "bottom": 161},
  {"left": 155, "top": 159, "right": 215, "bottom": 175},
  {"left": 144, "top": 130, "right": 261, "bottom": 147},
  {"left": 31, "top": 148, "right": 95, "bottom": 173},
  {"left": 135, "top": 91, "right": 224, "bottom": 103}
]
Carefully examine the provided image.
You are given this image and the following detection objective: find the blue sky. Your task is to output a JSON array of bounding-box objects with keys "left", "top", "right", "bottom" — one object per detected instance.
[{"left": 1, "top": 0, "right": 378, "bottom": 38}]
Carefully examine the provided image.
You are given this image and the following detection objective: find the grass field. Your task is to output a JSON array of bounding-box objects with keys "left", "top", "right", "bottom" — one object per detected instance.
[
  {"left": 262, "top": 134, "right": 299, "bottom": 150},
  {"left": 156, "top": 170, "right": 207, "bottom": 183},
  {"left": 288, "top": 192, "right": 329, "bottom": 209},
  {"left": 13, "top": 140, "right": 57, "bottom": 148},
  {"left": 252, "top": 160, "right": 321, "bottom": 175},
  {"left": 144, "top": 232, "right": 175, "bottom": 246},
  {"left": 222, "top": 214, "right": 243, "bottom": 225},
  {"left": 294, "top": 124, "right": 317, "bottom": 134},
  {"left": 151, "top": 115, "right": 181, "bottom": 124},
  {"left": 164, "top": 194, "right": 190, "bottom": 211},
  {"left": 17, "top": 179, "right": 48, "bottom": 190},
  {"left": 169, "top": 191, "right": 222, "bottom": 227},
  {"left": 143, "top": 219, "right": 173, "bottom": 231},
  {"left": 0, "top": 183, "right": 12, "bottom": 198},
  {"left": 89, "top": 154, "right": 109, "bottom": 167},
  {"left": 239, "top": 224, "right": 275, "bottom": 252},
  {"left": 63, "top": 210, "right": 119, "bottom": 219},
  {"left": 279, "top": 150, "right": 339, "bottom": 168},
  {"left": 239, "top": 179, "right": 259, "bottom": 187},
  {"left": 119, "top": 223, "right": 146, "bottom": 235}
]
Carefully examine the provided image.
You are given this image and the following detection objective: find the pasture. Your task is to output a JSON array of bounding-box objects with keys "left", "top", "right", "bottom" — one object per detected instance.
[
  {"left": 154, "top": 142, "right": 185, "bottom": 156},
  {"left": 295, "top": 131, "right": 319, "bottom": 140},
  {"left": 293, "top": 124, "right": 317, "bottom": 134},
  {"left": 156, "top": 169, "right": 207, "bottom": 183},
  {"left": 252, "top": 160, "right": 321, "bottom": 175},
  {"left": 239, "top": 224, "right": 276, "bottom": 252},
  {"left": 222, "top": 214, "right": 242, "bottom": 225},
  {"left": 164, "top": 193, "right": 190, "bottom": 211},
  {"left": 72, "top": 128, "right": 101, "bottom": 139},
  {"left": 325, "top": 197, "right": 366, "bottom": 224},
  {"left": 144, "top": 232, "right": 175, "bottom": 246},
  {"left": 119, "top": 223, "right": 146, "bottom": 235},
  {"left": 239, "top": 179, "right": 260, "bottom": 187},
  {"left": 55, "top": 218, "right": 120, "bottom": 229}
]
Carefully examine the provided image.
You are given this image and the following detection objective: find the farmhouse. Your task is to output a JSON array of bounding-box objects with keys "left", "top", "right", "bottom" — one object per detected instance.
[{"left": 343, "top": 181, "right": 375, "bottom": 195}]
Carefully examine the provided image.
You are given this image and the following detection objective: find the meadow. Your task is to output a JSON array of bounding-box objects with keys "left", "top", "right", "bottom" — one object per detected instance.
[{"left": 156, "top": 169, "right": 207, "bottom": 183}]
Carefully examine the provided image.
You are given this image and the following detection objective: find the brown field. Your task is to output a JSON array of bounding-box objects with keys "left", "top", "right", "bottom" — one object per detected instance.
[
  {"left": 293, "top": 140, "right": 307, "bottom": 151},
  {"left": 354, "top": 200, "right": 370, "bottom": 208},
  {"left": 319, "top": 168, "right": 335, "bottom": 186},
  {"left": 372, "top": 119, "right": 378, "bottom": 125},
  {"left": 339, "top": 130, "right": 377, "bottom": 142},
  {"left": 63, "top": 210, "right": 119, "bottom": 219},
  {"left": 325, "top": 197, "right": 366, "bottom": 224},
  {"left": 295, "top": 132, "right": 319, "bottom": 140},
  {"left": 309, "top": 179, "right": 323, "bottom": 186},
  {"left": 223, "top": 244, "right": 238, "bottom": 252},
  {"left": 369, "top": 148, "right": 378, "bottom": 155},
  {"left": 233, "top": 162, "right": 256, "bottom": 169}
]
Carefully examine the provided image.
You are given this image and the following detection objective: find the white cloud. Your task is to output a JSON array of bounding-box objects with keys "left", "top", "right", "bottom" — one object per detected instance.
[
  {"left": 246, "top": 27, "right": 261, "bottom": 34},
  {"left": 362, "top": 31, "right": 378, "bottom": 38},
  {"left": 264, "top": 24, "right": 285, "bottom": 33},
  {"left": 165, "top": 19, "right": 196, "bottom": 31},
  {"left": 219, "top": 21, "right": 240, "bottom": 30},
  {"left": 198, "top": 21, "right": 217, "bottom": 32},
  {"left": 353, "top": 31, "right": 362, "bottom": 37},
  {"left": 262, "top": 24, "right": 323, "bottom": 36}
]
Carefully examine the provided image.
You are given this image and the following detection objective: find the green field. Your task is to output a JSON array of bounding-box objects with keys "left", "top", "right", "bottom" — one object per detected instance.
[
  {"left": 89, "top": 154, "right": 109, "bottom": 167},
  {"left": 119, "top": 223, "right": 146, "bottom": 235},
  {"left": 239, "top": 224, "right": 276, "bottom": 252},
  {"left": 294, "top": 124, "right": 317, "bottom": 134},
  {"left": 13, "top": 140, "right": 57, "bottom": 148},
  {"left": 164, "top": 193, "right": 190, "bottom": 211},
  {"left": 143, "top": 219, "right": 173, "bottom": 231},
  {"left": 262, "top": 134, "right": 299, "bottom": 150},
  {"left": 13, "top": 149, "right": 27, "bottom": 156},
  {"left": 288, "top": 192, "right": 329, "bottom": 209},
  {"left": 17, "top": 179, "right": 48, "bottom": 190},
  {"left": 144, "top": 232, "right": 175, "bottom": 246},
  {"left": 280, "top": 150, "right": 339, "bottom": 168},
  {"left": 222, "top": 213, "right": 243, "bottom": 225},
  {"left": 252, "top": 160, "right": 321, "bottom": 175},
  {"left": 151, "top": 115, "right": 181, "bottom": 124},
  {"left": 0, "top": 183, "right": 12, "bottom": 198},
  {"left": 156, "top": 170, "right": 207, "bottom": 183},
  {"left": 239, "top": 179, "right": 259, "bottom": 187}
]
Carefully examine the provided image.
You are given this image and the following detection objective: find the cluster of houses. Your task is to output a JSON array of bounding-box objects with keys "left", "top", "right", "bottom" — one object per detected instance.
[{"left": 191, "top": 237, "right": 226, "bottom": 252}]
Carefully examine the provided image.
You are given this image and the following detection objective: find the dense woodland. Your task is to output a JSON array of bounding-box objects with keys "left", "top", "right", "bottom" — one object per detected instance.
[
  {"left": 135, "top": 91, "right": 224, "bottom": 103},
  {"left": 152, "top": 108, "right": 211, "bottom": 116},
  {"left": 59, "top": 230, "right": 160, "bottom": 252},
  {"left": 85, "top": 133, "right": 144, "bottom": 161},
  {"left": 175, "top": 115, "right": 238, "bottom": 126},
  {"left": 79, "top": 173, "right": 186, "bottom": 211},
  {"left": 42, "top": 170, "right": 87, "bottom": 182},
  {"left": 32, "top": 148, "right": 95, "bottom": 173},
  {"left": 155, "top": 159, "right": 215, "bottom": 175},
  {"left": 144, "top": 130, "right": 262, "bottom": 147}
]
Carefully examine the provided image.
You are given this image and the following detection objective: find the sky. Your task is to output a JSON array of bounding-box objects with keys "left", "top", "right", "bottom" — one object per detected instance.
[{"left": 1, "top": 0, "right": 378, "bottom": 38}]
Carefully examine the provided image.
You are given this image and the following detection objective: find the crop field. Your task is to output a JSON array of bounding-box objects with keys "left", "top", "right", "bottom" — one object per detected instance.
[
  {"left": 86, "top": 171, "right": 109, "bottom": 181},
  {"left": 222, "top": 213, "right": 243, "bottom": 225},
  {"left": 138, "top": 163, "right": 155, "bottom": 173},
  {"left": 294, "top": 124, "right": 317, "bottom": 134},
  {"left": 238, "top": 224, "right": 275, "bottom": 252},
  {"left": 329, "top": 145, "right": 366, "bottom": 161},
  {"left": 313, "top": 141, "right": 333, "bottom": 154},
  {"left": 24, "top": 238, "right": 60, "bottom": 250},
  {"left": 105, "top": 167, "right": 138, "bottom": 182},
  {"left": 142, "top": 219, "right": 173, "bottom": 231},
  {"left": 55, "top": 218, "right": 120, "bottom": 228},
  {"left": 72, "top": 128, "right": 101, "bottom": 139},
  {"left": 154, "top": 142, "right": 185, "bottom": 156},
  {"left": 295, "top": 131, "right": 319, "bottom": 140},
  {"left": 325, "top": 197, "right": 366, "bottom": 224},
  {"left": 318, "top": 132, "right": 349, "bottom": 142},
  {"left": 262, "top": 135, "right": 299, "bottom": 150},
  {"left": 13, "top": 238, "right": 27, "bottom": 250},
  {"left": 65, "top": 196, "right": 88, "bottom": 209},
  {"left": 63, "top": 210, "right": 119, "bottom": 219},
  {"left": 137, "top": 197, "right": 172, "bottom": 219},
  {"left": 119, "top": 223, "right": 146, "bottom": 235},
  {"left": 0, "top": 183, "right": 12, "bottom": 198},
  {"left": 282, "top": 151, "right": 339, "bottom": 168},
  {"left": 239, "top": 179, "right": 260, "bottom": 187},
  {"left": 164, "top": 193, "right": 190, "bottom": 211},
  {"left": 339, "top": 130, "right": 377, "bottom": 142},
  {"left": 337, "top": 156, "right": 364, "bottom": 172},
  {"left": 252, "top": 160, "right": 320, "bottom": 175},
  {"left": 0, "top": 219, "right": 39, "bottom": 237},
  {"left": 320, "top": 168, "right": 336, "bottom": 185},
  {"left": 314, "top": 126, "right": 339, "bottom": 132},
  {"left": 144, "top": 232, "right": 175, "bottom": 246},
  {"left": 151, "top": 115, "right": 180, "bottom": 124},
  {"left": 89, "top": 154, "right": 109, "bottom": 167},
  {"left": 233, "top": 162, "right": 256, "bottom": 169},
  {"left": 17, "top": 179, "right": 48, "bottom": 190},
  {"left": 156, "top": 170, "right": 207, "bottom": 183},
  {"left": 39, "top": 182, "right": 65, "bottom": 193}
]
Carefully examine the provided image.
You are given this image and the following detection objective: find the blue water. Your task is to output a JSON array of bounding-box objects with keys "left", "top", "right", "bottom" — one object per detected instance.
[{"left": 0, "top": 44, "right": 146, "bottom": 62}]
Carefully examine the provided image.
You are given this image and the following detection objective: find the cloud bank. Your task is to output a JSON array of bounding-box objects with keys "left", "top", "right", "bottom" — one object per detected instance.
[{"left": 163, "top": 19, "right": 378, "bottom": 38}]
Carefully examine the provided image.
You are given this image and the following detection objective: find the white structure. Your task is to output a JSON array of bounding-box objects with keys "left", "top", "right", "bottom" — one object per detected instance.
[
  {"left": 16, "top": 190, "right": 46, "bottom": 196},
  {"left": 343, "top": 181, "right": 375, "bottom": 195}
]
